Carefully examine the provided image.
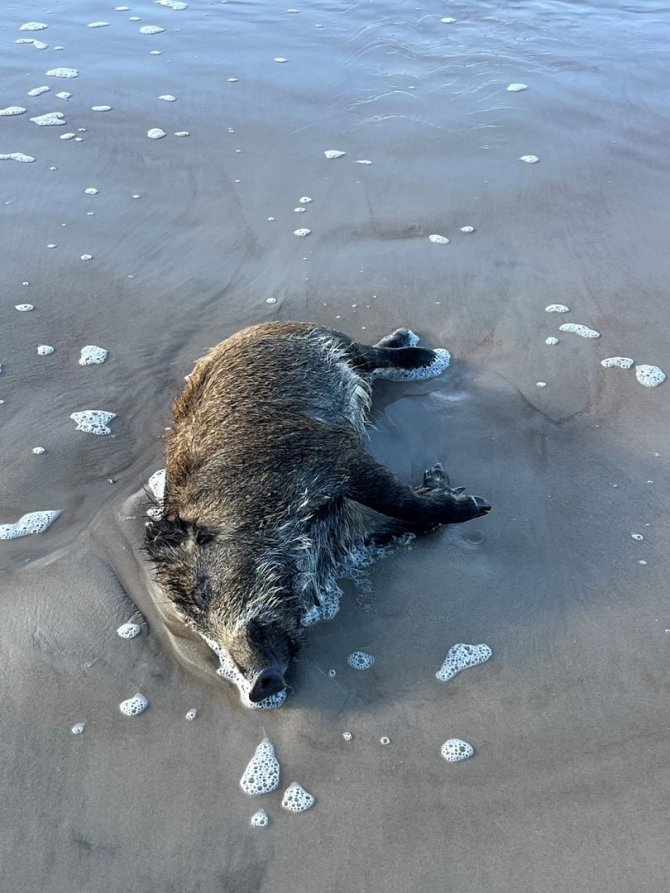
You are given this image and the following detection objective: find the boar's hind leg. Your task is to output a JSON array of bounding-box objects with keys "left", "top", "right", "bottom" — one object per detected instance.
[{"left": 343, "top": 449, "right": 491, "bottom": 527}]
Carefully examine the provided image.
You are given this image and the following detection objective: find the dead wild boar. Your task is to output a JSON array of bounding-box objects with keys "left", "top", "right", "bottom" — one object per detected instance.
[{"left": 145, "top": 321, "right": 490, "bottom": 706}]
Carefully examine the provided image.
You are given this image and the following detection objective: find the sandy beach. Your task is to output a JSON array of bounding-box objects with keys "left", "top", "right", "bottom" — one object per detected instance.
[{"left": 2, "top": 1, "right": 669, "bottom": 890}]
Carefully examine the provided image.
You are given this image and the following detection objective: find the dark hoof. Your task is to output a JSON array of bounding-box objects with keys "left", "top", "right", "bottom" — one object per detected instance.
[{"left": 471, "top": 496, "right": 491, "bottom": 516}]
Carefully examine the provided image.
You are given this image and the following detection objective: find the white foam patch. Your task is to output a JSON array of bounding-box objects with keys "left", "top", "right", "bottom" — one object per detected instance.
[
  {"left": 119, "top": 693, "right": 148, "bottom": 716},
  {"left": 294, "top": 207, "right": 306, "bottom": 213},
  {"left": 282, "top": 782, "right": 314, "bottom": 813},
  {"left": 20, "top": 22, "right": 48, "bottom": 31},
  {"left": 159, "top": 94, "right": 176, "bottom": 101},
  {"left": 47, "top": 68, "right": 79, "bottom": 78},
  {"left": 519, "top": 155, "right": 539, "bottom": 163},
  {"left": 32, "top": 447, "right": 46, "bottom": 455},
  {"left": 91, "top": 105, "right": 112, "bottom": 112},
  {"left": 0, "top": 510, "right": 61, "bottom": 540},
  {"left": 28, "top": 86, "right": 50, "bottom": 96},
  {"left": 0, "top": 107, "right": 26, "bottom": 117},
  {"left": 635, "top": 364, "right": 665, "bottom": 388},
  {"left": 300, "top": 580, "right": 343, "bottom": 626},
  {"left": 84, "top": 187, "right": 99, "bottom": 195},
  {"left": 1, "top": 152, "right": 35, "bottom": 164},
  {"left": 460, "top": 225, "right": 475, "bottom": 233},
  {"left": 117, "top": 622, "right": 141, "bottom": 639},
  {"left": 71, "top": 723, "right": 86, "bottom": 734},
  {"left": 507, "top": 83, "right": 528, "bottom": 92},
  {"left": 240, "top": 738, "right": 281, "bottom": 795},
  {"left": 429, "top": 234, "right": 449, "bottom": 244},
  {"left": 274, "top": 57, "right": 288, "bottom": 63},
  {"left": 298, "top": 196, "right": 312, "bottom": 204},
  {"left": 80, "top": 254, "right": 93, "bottom": 261},
  {"left": 156, "top": 0, "right": 187, "bottom": 8},
  {"left": 441, "top": 17, "right": 456, "bottom": 23},
  {"left": 174, "top": 131, "right": 190, "bottom": 137},
  {"left": 15, "top": 303, "right": 34, "bottom": 311},
  {"left": 436, "top": 643, "right": 492, "bottom": 682},
  {"left": 30, "top": 112, "right": 65, "bottom": 126},
  {"left": 147, "top": 128, "right": 166, "bottom": 139},
  {"left": 559, "top": 323, "right": 600, "bottom": 339},
  {"left": 79, "top": 345, "right": 108, "bottom": 365},
  {"left": 355, "top": 159, "right": 373, "bottom": 165},
  {"left": 60, "top": 133, "right": 76, "bottom": 140},
  {"left": 294, "top": 228, "right": 311, "bottom": 237},
  {"left": 70, "top": 410, "right": 116, "bottom": 435},
  {"left": 545, "top": 304, "right": 569, "bottom": 313},
  {"left": 147, "top": 468, "right": 166, "bottom": 502},
  {"left": 16, "top": 38, "right": 48, "bottom": 49},
  {"left": 185, "top": 708, "right": 197, "bottom": 721},
  {"left": 545, "top": 336, "right": 559, "bottom": 345},
  {"left": 37, "top": 345, "right": 55, "bottom": 355},
  {"left": 342, "top": 731, "right": 353, "bottom": 741},
  {"left": 441, "top": 739, "right": 474, "bottom": 762},
  {"left": 56, "top": 92, "right": 72, "bottom": 100},
  {"left": 371, "top": 348, "right": 451, "bottom": 382},
  {"left": 139, "top": 25, "right": 165, "bottom": 34},
  {"left": 250, "top": 809, "right": 269, "bottom": 827},
  {"left": 88, "top": 22, "right": 110, "bottom": 28},
  {"left": 601, "top": 356, "right": 634, "bottom": 369},
  {"left": 536, "top": 381, "right": 547, "bottom": 388},
  {"left": 324, "top": 149, "right": 346, "bottom": 159},
  {"left": 347, "top": 650, "right": 375, "bottom": 670}
]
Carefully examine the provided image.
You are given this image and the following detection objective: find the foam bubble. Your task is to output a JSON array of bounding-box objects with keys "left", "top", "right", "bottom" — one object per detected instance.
[
  {"left": 91, "top": 105, "right": 112, "bottom": 112},
  {"left": 601, "top": 356, "right": 634, "bottom": 369},
  {"left": 139, "top": 25, "right": 165, "bottom": 34},
  {"left": 56, "top": 92, "right": 72, "bottom": 100},
  {"left": 227, "top": 77, "right": 238, "bottom": 82},
  {"left": 429, "top": 234, "right": 450, "bottom": 244},
  {"left": 460, "top": 225, "right": 475, "bottom": 233},
  {"left": 15, "top": 303, "right": 34, "bottom": 311},
  {"left": 20, "top": 22, "right": 47, "bottom": 30},
  {"left": 156, "top": 0, "right": 187, "bottom": 8},
  {"left": 1, "top": 152, "right": 35, "bottom": 163},
  {"left": 70, "top": 410, "right": 116, "bottom": 435},
  {"left": 324, "top": 149, "right": 346, "bottom": 159},
  {"left": 174, "top": 131, "right": 190, "bottom": 137},
  {"left": 88, "top": 22, "right": 110, "bottom": 28},
  {"left": 274, "top": 57, "right": 288, "bottom": 63},
  {"left": 372, "top": 348, "right": 450, "bottom": 382},
  {"left": 0, "top": 107, "right": 26, "bottom": 117},
  {"left": 27, "top": 86, "right": 50, "bottom": 96},
  {"left": 30, "top": 112, "right": 65, "bottom": 126},
  {"left": 60, "top": 133, "right": 76, "bottom": 140},
  {"left": 185, "top": 708, "right": 197, "bottom": 721},
  {"left": 545, "top": 336, "right": 559, "bottom": 345},
  {"left": 80, "top": 254, "right": 93, "bottom": 261},
  {"left": 299, "top": 196, "right": 313, "bottom": 204},
  {"left": 507, "top": 83, "right": 528, "bottom": 92},
  {"left": 355, "top": 159, "right": 373, "bottom": 165},
  {"left": 635, "top": 364, "right": 665, "bottom": 388},
  {"left": 71, "top": 723, "right": 86, "bottom": 734},
  {"left": 32, "top": 447, "right": 46, "bottom": 455},
  {"left": 294, "top": 228, "right": 311, "bottom": 237},
  {"left": 147, "top": 128, "right": 166, "bottom": 139},
  {"left": 281, "top": 782, "right": 314, "bottom": 813},
  {"left": 0, "top": 510, "right": 61, "bottom": 540},
  {"left": 250, "top": 809, "right": 269, "bottom": 827},
  {"left": 545, "top": 304, "right": 569, "bottom": 313},
  {"left": 46, "top": 68, "right": 79, "bottom": 78},
  {"left": 117, "top": 622, "right": 141, "bottom": 639},
  {"left": 16, "top": 38, "right": 48, "bottom": 48},
  {"left": 441, "top": 738, "right": 474, "bottom": 762},
  {"left": 119, "top": 693, "right": 148, "bottom": 716},
  {"left": 436, "top": 643, "right": 492, "bottom": 682},
  {"left": 559, "top": 323, "right": 600, "bottom": 339},
  {"left": 294, "top": 207, "right": 306, "bottom": 214},
  {"left": 536, "top": 381, "right": 547, "bottom": 388},
  {"left": 84, "top": 187, "right": 99, "bottom": 195},
  {"left": 79, "top": 345, "right": 108, "bottom": 365},
  {"left": 240, "top": 738, "right": 281, "bottom": 796},
  {"left": 300, "top": 580, "right": 343, "bottom": 626},
  {"left": 37, "top": 345, "right": 55, "bottom": 355},
  {"left": 347, "top": 650, "right": 375, "bottom": 670},
  {"left": 519, "top": 155, "right": 539, "bottom": 163},
  {"left": 342, "top": 731, "right": 352, "bottom": 741},
  {"left": 380, "top": 736, "right": 391, "bottom": 745},
  {"left": 159, "top": 94, "right": 177, "bottom": 101},
  {"left": 631, "top": 533, "right": 644, "bottom": 541},
  {"left": 441, "top": 17, "right": 456, "bottom": 23}
]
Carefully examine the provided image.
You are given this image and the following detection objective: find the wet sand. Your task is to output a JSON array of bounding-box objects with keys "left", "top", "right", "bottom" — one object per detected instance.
[{"left": 2, "top": 1, "right": 669, "bottom": 890}]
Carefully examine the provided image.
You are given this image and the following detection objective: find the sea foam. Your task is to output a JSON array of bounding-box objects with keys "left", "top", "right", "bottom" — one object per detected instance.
[{"left": 240, "top": 738, "right": 280, "bottom": 795}]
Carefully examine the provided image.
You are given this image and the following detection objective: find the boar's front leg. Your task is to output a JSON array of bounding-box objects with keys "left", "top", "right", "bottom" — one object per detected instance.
[{"left": 342, "top": 449, "right": 491, "bottom": 526}]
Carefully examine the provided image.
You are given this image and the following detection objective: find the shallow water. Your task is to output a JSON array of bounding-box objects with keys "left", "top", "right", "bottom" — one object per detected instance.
[{"left": 2, "top": 1, "right": 669, "bottom": 890}]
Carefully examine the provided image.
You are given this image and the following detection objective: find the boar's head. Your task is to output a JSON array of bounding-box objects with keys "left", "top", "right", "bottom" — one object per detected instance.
[{"left": 145, "top": 514, "right": 303, "bottom": 703}]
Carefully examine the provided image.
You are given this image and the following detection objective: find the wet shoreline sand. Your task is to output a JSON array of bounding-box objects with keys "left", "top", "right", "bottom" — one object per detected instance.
[{"left": 2, "top": 2, "right": 669, "bottom": 890}]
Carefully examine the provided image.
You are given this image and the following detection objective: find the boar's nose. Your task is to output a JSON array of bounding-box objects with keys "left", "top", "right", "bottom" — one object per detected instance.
[{"left": 249, "top": 668, "right": 286, "bottom": 703}]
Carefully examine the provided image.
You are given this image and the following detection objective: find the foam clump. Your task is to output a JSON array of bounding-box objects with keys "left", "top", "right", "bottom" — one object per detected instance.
[
  {"left": 441, "top": 739, "right": 474, "bottom": 762},
  {"left": 324, "top": 149, "right": 346, "bottom": 159},
  {"left": 159, "top": 94, "right": 177, "bottom": 102},
  {"left": 91, "top": 105, "right": 112, "bottom": 112},
  {"left": 71, "top": 723, "right": 86, "bottom": 734},
  {"left": 240, "top": 738, "right": 281, "bottom": 796},
  {"left": 507, "top": 83, "right": 528, "bottom": 92},
  {"left": 147, "top": 468, "right": 166, "bottom": 501},
  {"left": 117, "top": 622, "right": 141, "bottom": 639},
  {"left": 157, "top": 0, "right": 189, "bottom": 8},
  {"left": 545, "top": 336, "right": 559, "bottom": 345},
  {"left": 88, "top": 22, "right": 110, "bottom": 28},
  {"left": 429, "top": 234, "right": 449, "bottom": 244},
  {"left": 30, "top": 112, "right": 66, "bottom": 126},
  {"left": 70, "top": 410, "right": 116, "bottom": 435},
  {"left": 1, "top": 154, "right": 35, "bottom": 163},
  {"left": 600, "top": 356, "right": 633, "bottom": 369},
  {"left": 147, "top": 128, "right": 166, "bottom": 139},
  {"left": 28, "top": 86, "right": 49, "bottom": 96},
  {"left": 559, "top": 323, "right": 600, "bottom": 339},
  {"left": 0, "top": 510, "right": 61, "bottom": 540},
  {"left": 250, "top": 809, "right": 269, "bottom": 827},
  {"left": 56, "top": 92, "right": 72, "bottom": 99},
  {"left": 545, "top": 304, "right": 569, "bottom": 313},
  {"left": 119, "top": 693, "right": 148, "bottom": 716},
  {"left": 185, "top": 708, "right": 197, "bottom": 721},
  {"left": 281, "top": 782, "right": 315, "bottom": 813},
  {"left": 15, "top": 303, "right": 34, "bottom": 311},
  {"left": 635, "top": 364, "right": 665, "bottom": 388},
  {"left": 37, "top": 345, "right": 55, "bottom": 355},
  {"left": 21, "top": 22, "right": 48, "bottom": 30},
  {"left": 460, "top": 225, "right": 475, "bottom": 233},
  {"left": 46, "top": 68, "right": 79, "bottom": 78},
  {"left": 294, "top": 228, "right": 311, "bottom": 237},
  {"left": 79, "top": 345, "right": 108, "bottom": 365},
  {"left": 347, "top": 650, "right": 375, "bottom": 670},
  {"left": 519, "top": 155, "right": 539, "bottom": 163},
  {"left": 436, "top": 643, "right": 492, "bottom": 682},
  {"left": 139, "top": 25, "right": 165, "bottom": 34},
  {"left": 0, "top": 107, "right": 26, "bottom": 117}
]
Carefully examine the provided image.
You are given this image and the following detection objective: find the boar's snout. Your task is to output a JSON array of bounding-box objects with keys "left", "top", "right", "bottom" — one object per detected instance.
[{"left": 248, "top": 666, "right": 286, "bottom": 703}]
